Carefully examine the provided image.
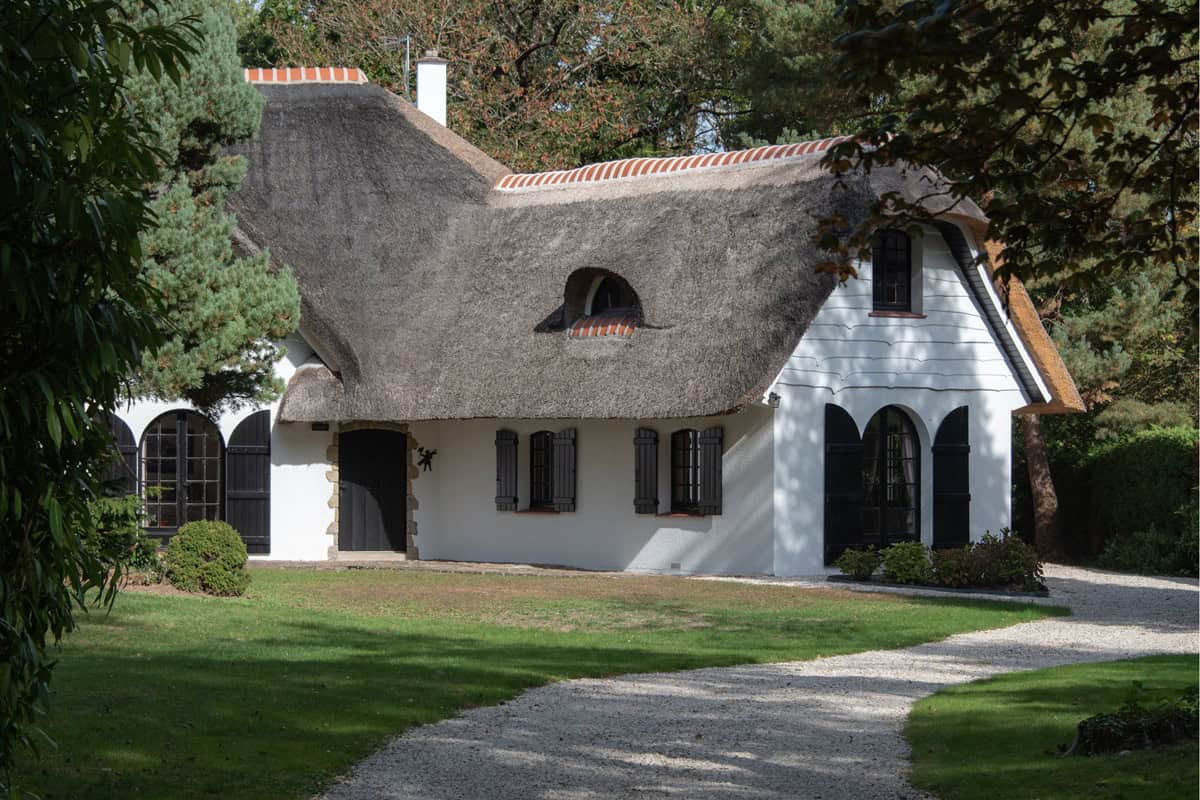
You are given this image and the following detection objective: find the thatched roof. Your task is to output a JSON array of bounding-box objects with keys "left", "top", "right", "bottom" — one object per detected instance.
[
  {"left": 228, "top": 79, "right": 1073, "bottom": 422},
  {"left": 984, "top": 241, "right": 1086, "bottom": 414}
]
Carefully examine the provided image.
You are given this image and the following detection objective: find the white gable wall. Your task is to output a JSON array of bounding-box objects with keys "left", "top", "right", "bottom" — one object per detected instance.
[{"left": 770, "top": 223, "right": 1030, "bottom": 576}]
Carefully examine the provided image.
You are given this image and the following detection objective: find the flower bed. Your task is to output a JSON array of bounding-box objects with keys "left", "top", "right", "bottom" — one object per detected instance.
[{"left": 832, "top": 531, "right": 1046, "bottom": 593}]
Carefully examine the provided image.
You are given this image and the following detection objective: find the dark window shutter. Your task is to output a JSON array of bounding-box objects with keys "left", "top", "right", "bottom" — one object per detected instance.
[
  {"left": 824, "top": 405, "right": 863, "bottom": 565},
  {"left": 226, "top": 410, "right": 271, "bottom": 554},
  {"left": 102, "top": 414, "right": 137, "bottom": 496},
  {"left": 697, "top": 426, "right": 723, "bottom": 515},
  {"left": 495, "top": 430, "right": 518, "bottom": 510},
  {"left": 552, "top": 428, "right": 577, "bottom": 512},
  {"left": 633, "top": 428, "right": 659, "bottom": 513},
  {"left": 933, "top": 406, "right": 970, "bottom": 549}
]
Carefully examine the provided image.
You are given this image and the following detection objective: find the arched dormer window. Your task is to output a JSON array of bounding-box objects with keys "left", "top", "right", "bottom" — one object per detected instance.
[
  {"left": 872, "top": 229, "right": 912, "bottom": 312},
  {"left": 560, "top": 269, "right": 642, "bottom": 338},
  {"left": 588, "top": 275, "right": 637, "bottom": 315}
]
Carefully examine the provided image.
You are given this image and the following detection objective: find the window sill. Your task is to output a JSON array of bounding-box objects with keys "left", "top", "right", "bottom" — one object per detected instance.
[
  {"left": 514, "top": 508, "right": 560, "bottom": 515},
  {"left": 869, "top": 310, "right": 926, "bottom": 319}
]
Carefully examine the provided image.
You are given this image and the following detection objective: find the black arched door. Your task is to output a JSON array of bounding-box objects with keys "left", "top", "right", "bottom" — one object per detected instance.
[
  {"left": 339, "top": 429, "right": 407, "bottom": 552},
  {"left": 861, "top": 406, "right": 920, "bottom": 548}
]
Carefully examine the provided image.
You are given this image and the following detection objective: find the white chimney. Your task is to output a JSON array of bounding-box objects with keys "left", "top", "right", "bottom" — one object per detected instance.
[{"left": 415, "top": 49, "right": 448, "bottom": 126}]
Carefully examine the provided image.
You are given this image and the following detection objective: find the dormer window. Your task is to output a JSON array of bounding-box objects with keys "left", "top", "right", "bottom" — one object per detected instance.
[
  {"left": 556, "top": 269, "right": 642, "bottom": 338},
  {"left": 872, "top": 229, "right": 912, "bottom": 312},
  {"left": 588, "top": 276, "right": 637, "bottom": 315}
]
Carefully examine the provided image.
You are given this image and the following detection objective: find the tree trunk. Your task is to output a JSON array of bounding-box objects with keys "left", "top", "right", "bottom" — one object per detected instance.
[{"left": 1021, "top": 413, "right": 1061, "bottom": 559}]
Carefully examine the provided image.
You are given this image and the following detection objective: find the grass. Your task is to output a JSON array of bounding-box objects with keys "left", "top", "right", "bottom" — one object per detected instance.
[
  {"left": 17, "top": 567, "right": 1065, "bottom": 799},
  {"left": 908, "top": 654, "right": 1200, "bottom": 800}
]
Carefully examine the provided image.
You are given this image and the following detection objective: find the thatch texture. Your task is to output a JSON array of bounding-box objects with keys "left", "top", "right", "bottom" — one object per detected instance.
[
  {"left": 984, "top": 241, "right": 1086, "bottom": 414},
  {"left": 229, "top": 82, "right": 1061, "bottom": 422}
]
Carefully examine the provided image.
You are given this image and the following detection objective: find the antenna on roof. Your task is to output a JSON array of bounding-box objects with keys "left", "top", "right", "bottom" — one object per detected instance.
[{"left": 381, "top": 35, "right": 412, "bottom": 100}]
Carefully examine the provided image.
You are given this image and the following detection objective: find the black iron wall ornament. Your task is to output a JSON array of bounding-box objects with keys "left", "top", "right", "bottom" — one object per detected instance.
[{"left": 417, "top": 447, "right": 437, "bottom": 471}]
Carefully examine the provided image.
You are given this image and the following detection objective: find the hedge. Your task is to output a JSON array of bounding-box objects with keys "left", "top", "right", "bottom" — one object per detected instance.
[{"left": 1086, "top": 426, "right": 1198, "bottom": 545}]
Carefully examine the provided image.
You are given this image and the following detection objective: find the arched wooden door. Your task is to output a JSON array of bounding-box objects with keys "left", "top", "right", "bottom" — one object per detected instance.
[{"left": 338, "top": 429, "right": 407, "bottom": 552}]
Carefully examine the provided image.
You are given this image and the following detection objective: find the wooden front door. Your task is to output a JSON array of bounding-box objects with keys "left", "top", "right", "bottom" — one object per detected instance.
[{"left": 338, "top": 429, "right": 407, "bottom": 552}]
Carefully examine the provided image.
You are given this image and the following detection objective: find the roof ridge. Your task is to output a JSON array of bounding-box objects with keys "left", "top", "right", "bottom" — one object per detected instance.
[
  {"left": 244, "top": 67, "right": 367, "bottom": 85},
  {"left": 494, "top": 137, "right": 851, "bottom": 192}
]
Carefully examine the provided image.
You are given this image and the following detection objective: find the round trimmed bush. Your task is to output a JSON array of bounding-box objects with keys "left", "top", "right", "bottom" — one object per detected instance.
[{"left": 164, "top": 520, "right": 250, "bottom": 596}]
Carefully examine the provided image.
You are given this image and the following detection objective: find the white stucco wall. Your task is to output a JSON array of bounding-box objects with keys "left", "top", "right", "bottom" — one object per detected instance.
[
  {"left": 110, "top": 331, "right": 334, "bottom": 561},
  {"left": 408, "top": 409, "right": 774, "bottom": 575},
  {"left": 769, "top": 223, "right": 1031, "bottom": 576}
]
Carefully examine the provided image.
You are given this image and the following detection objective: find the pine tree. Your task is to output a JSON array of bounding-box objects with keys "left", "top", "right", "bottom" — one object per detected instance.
[{"left": 130, "top": 0, "right": 300, "bottom": 413}]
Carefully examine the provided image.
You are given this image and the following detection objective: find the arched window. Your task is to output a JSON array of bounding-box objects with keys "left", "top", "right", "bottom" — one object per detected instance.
[
  {"left": 141, "top": 410, "right": 224, "bottom": 532},
  {"left": 872, "top": 229, "right": 911, "bottom": 312},
  {"left": 529, "top": 431, "right": 555, "bottom": 509},
  {"left": 861, "top": 406, "right": 920, "bottom": 546},
  {"left": 670, "top": 429, "right": 701, "bottom": 513},
  {"left": 589, "top": 275, "right": 637, "bottom": 315}
]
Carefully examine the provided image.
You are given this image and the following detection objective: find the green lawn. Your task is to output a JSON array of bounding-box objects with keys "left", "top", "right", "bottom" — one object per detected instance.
[
  {"left": 908, "top": 654, "right": 1200, "bottom": 800},
  {"left": 18, "top": 567, "right": 1065, "bottom": 799}
]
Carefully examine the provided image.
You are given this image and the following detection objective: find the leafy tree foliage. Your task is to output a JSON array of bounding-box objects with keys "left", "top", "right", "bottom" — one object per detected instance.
[
  {"left": 1047, "top": 272, "right": 1194, "bottom": 409},
  {"left": 718, "top": 0, "right": 859, "bottom": 146},
  {"left": 0, "top": 0, "right": 196, "bottom": 784},
  {"left": 130, "top": 0, "right": 300, "bottom": 414},
  {"left": 821, "top": 0, "right": 1198, "bottom": 292},
  {"left": 230, "top": 0, "right": 293, "bottom": 68},
  {"left": 247, "top": 0, "right": 751, "bottom": 171}
]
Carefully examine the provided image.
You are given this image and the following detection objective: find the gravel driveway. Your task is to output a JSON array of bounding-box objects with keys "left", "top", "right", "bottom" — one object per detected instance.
[{"left": 319, "top": 566, "right": 1198, "bottom": 800}]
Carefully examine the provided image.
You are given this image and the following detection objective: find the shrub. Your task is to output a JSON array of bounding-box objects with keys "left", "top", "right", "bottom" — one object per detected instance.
[
  {"left": 880, "top": 541, "right": 933, "bottom": 584},
  {"left": 931, "top": 546, "right": 974, "bottom": 588},
  {"left": 970, "top": 530, "right": 1044, "bottom": 591},
  {"left": 1176, "top": 502, "right": 1199, "bottom": 577},
  {"left": 87, "top": 495, "right": 146, "bottom": 569},
  {"left": 1063, "top": 684, "right": 1199, "bottom": 756},
  {"left": 834, "top": 547, "right": 880, "bottom": 581},
  {"left": 164, "top": 521, "right": 250, "bottom": 596},
  {"left": 1092, "top": 400, "right": 1195, "bottom": 443},
  {"left": 1099, "top": 523, "right": 1199, "bottom": 578},
  {"left": 1087, "top": 426, "right": 1198, "bottom": 545}
]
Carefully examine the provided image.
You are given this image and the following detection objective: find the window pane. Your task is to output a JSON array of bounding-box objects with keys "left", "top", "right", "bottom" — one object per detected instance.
[
  {"left": 873, "top": 230, "right": 911, "bottom": 311},
  {"left": 670, "top": 430, "right": 701, "bottom": 512}
]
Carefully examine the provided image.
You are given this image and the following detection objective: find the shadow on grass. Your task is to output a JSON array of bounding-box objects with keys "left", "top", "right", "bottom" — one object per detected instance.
[{"left": 907, "top": 654, "right": 1200, "bottom": 800}]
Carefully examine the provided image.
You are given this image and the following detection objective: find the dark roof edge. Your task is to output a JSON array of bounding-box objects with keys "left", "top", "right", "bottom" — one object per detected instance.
[{"left": 933, "top": 221, "right": 1047, "bottom": 406}]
